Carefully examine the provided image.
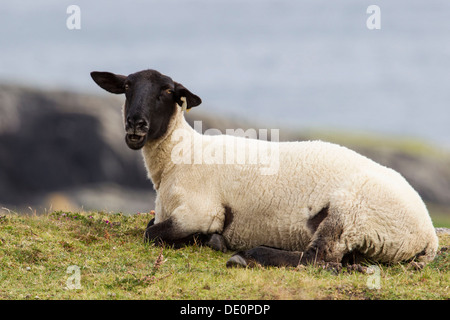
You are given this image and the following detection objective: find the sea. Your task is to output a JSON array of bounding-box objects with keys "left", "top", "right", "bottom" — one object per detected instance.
[{"left": 1, "top": 0, "right": 450, "bottom": 148}]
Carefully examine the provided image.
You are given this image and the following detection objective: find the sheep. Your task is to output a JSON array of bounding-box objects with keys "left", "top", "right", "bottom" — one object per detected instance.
[{"left": 90, "top": 69, "right": 439, "bottom": 268}]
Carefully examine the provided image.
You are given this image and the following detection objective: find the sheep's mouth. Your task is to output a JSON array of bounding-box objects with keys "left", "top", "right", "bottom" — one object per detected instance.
[{"left": 125, "top": 134, "right": 147, "bottom": 150}]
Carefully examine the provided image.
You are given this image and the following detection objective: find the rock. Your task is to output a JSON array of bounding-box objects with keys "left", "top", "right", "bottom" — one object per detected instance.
[
  {"left": 435, "top": 228, "right": 450, "bottom": 235},
  {"left": 0, "top": 84, "right": 152, "bottom": 212}
]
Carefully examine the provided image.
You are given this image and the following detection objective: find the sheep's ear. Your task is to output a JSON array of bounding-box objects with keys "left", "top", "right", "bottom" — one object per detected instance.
[
  {"left": 174, "top": 82, "right": 202, "bottom": 109},
  {"left": 90, "top": 71, "right": 127, "bottom": 94}
]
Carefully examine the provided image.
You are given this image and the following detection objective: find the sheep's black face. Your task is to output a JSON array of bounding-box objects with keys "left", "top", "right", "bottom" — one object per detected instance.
[
  {"left": 90, "top": 69, "right": 201, "bottom": 150},
  {"left": 122, "top": 70, "right": 177, "bottom": 150}
]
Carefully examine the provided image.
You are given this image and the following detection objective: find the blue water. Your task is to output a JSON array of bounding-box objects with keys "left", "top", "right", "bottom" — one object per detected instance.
[{"left": 1, "top": 0, "right": 450, "bottom": 148}]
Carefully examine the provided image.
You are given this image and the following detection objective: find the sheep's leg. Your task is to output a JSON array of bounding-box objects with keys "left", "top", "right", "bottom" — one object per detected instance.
[
  {"left": 226, "top": 241, "right": 346, "bottom": 268},
  {"left": 301, "top": 208, "right": 347, "bottom": 264},
  {"left": 204, "top": 233, "right": 228, "bottom": 252},
  {"left": 226, "top": 208, "right": 348, "bottom": 268},
  {"left": 144, "top": 217, "right": 227, "bottom": 252},
  {"left": 226, "top": 246, "right": 302, "bottom": 268},
  {"left": 144, "top": 218, "right": 200, "bottom": 248}
]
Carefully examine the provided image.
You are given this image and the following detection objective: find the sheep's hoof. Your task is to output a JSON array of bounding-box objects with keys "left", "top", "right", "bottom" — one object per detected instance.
[
  {"left": 226, "top": 254, "right": 248, "bottom": 268},
  {"left": 206, "top": 234, "right": 228, "bottom": 253}
]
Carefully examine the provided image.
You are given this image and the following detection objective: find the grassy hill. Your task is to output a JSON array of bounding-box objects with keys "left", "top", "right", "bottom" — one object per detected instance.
[{"left": 0, "top": 211, "right": 448, "bottom": 300}]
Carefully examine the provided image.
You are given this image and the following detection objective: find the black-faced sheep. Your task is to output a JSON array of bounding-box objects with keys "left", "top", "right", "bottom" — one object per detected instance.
[{"left": 90, "top": 69, "right": 439, "bottom": 267}]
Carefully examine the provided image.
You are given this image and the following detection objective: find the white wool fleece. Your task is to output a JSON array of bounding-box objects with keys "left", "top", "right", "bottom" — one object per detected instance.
[{"left": 141, "top": 107, "right": 438, "bottom": 263}]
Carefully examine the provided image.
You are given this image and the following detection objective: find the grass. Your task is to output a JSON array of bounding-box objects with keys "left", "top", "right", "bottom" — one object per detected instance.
[{"left": 0, "top": 211, "right": 448, "bottom": 300}]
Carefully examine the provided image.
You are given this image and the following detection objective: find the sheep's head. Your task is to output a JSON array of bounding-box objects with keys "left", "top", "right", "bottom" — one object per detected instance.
[{"left": 90, "top": 69, "right": 201, "bottom": 150}]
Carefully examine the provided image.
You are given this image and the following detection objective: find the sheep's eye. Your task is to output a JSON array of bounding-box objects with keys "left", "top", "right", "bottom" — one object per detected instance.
[
  {"left": 165, "top": 89, "right": 173, "bottom": 95},
  {"left": 124, "top": 84, "right": 130, "bottom": 91}
]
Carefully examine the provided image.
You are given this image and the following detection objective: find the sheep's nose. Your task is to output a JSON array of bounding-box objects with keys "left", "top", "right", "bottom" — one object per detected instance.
[
  {"left": 126, "top": 117, "right": 148, "bottom": 130},
  {"left": 126, "top": 117, "right": 149, "bottom": 134}
]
